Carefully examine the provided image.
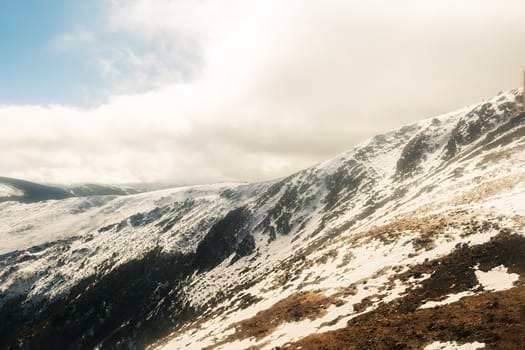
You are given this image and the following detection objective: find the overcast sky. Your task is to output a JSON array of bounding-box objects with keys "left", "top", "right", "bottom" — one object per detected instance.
[{"left": 1, "top": 0, "right": 525, "bottom": 185}]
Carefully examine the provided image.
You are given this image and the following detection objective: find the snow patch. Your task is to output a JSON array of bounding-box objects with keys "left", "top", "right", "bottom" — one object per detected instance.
[
  {"left": 419, "top": 291, "right": 475, "bottom": 309},
  {"left": 475, "top": 265, "right": 519, "bottom": 291},
  {"left": 424, "top": 341, "right": 485, "bottom": 350},
  {"left": 0, "top": 183, "right": 23, "bottom": 197}
]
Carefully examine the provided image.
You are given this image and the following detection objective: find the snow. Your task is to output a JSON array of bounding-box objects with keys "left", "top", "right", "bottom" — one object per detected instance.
[
  {"left": 0, "top": 183, "right": 23, "bottom": 197},
  {"left": 475, "top": 265, "right": 519, "bottom": 291},
  {"left": 424, "top": 341, "right": 485, "bottom": 350},
  {"left": 419, "top": 291, "right": 475, "bottom": 309},
  {"left": 480, "top": 187, "right": 525, "bottom": 217},
  {"left": 0, "top": 182, "right": 259, "bottom": 255},
  {"left": 0, "top": 182, "right": 264, "bottom": 303}
]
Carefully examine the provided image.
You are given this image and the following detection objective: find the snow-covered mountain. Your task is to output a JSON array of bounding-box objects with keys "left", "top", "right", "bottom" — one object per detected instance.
[
  {"left": 1, "top": 89, "right": 524, "bottom": 350},
  {"left": 0, "top": 176, "right": 166, "bottom": 204}
]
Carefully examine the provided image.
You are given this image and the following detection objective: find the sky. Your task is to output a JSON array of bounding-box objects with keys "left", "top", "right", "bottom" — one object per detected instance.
[{"left": 1, "top": 0, "right": 525, "bottom": 185}]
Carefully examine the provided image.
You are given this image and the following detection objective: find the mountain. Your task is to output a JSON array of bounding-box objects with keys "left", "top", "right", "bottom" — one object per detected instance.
[
  {"left": 0, "top": 176, "right": 74, "bottom": 203},
  {"left": 0, "top": 89, "right": 524, "bottom": 350},
  {"left": 0, "top": 177, "right": 177, "bottom": 204}
]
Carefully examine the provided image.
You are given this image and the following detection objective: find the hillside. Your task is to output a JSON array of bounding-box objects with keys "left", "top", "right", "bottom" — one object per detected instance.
[{"left": 0, "top": 89, "right": 524, "bottom": 350}]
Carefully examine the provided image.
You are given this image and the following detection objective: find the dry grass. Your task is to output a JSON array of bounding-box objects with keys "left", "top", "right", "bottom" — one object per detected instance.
[
  {"left": 281, "top": 232, "right": 525, "bottom": 350},
  {"left": 452, "top": 173, "right": 525, "bottom": 206},
  {"left": 283, "top": 287, "right": 525, "bottom": 350},
  {"left": 356, "top": 211, "right": 501, "bottom": 253},
  {"left": 478, "top": 143, "right": 525, "bottom": 165},
  {"left": 205, "top": 290, "right": 342, "bottom": 349},
  {"left": 312, "top": 248, "right": 339, "bottom": 265}
]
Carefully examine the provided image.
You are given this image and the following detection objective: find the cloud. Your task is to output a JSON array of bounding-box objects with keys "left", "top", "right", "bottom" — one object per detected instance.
[
  {"left": 50, "top": 29, "right": 96, "bottom": 51},
  {"left": 2, "top": 0, "right": 525, "bottom": 184}
]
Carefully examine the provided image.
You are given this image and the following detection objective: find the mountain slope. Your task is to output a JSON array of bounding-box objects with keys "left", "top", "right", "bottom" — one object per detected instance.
[{"left": 0, "top": 89, "right": 524, "bottom": 350}]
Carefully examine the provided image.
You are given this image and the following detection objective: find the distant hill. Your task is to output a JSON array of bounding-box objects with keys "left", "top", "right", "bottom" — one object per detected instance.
[
  {"left": 0, "top": 176, "right": 176, "bottom": 203},
  {"left": 0, "top": 176, "right": 73, "bottom": 203}
]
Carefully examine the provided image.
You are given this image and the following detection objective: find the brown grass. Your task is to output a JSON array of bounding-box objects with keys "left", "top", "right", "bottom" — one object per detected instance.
[
  {"left": 281, "top": 232, "right": 525, "bottom": 350},
  {"left": 357, "top": 211, "right": 502, "bottom": 253},
  {"left": 452, "top": 173, "right": 525, "bottom": 206},
  {"left": 478, "top": 143, "right": 525, "bottom": 165},
  {"left": 206, "top": 290, "right": 342, "bottom": 349},
  {"left": 283, "top": 287, "right": 525, "bottom": 350}
]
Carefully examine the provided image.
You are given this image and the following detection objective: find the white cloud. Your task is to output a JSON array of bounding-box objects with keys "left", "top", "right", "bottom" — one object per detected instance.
[
  {"left": 2, "top": 0, "right": 525, "bottom": 184},
  {"left": 50, "top": 29, "right": 96, "bottom": 51},
  {"left": 108, "top": 0, "right": 231, "bottom": 39}
]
